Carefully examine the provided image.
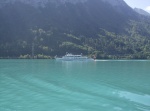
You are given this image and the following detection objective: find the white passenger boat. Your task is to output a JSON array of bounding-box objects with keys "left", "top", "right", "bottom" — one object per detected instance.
[{"left": 55, "top": 53, "right": 94, "bottom": 61}]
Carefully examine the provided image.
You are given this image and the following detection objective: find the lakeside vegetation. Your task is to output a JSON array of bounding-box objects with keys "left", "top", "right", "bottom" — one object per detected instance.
[{"left": 1, "top": 26, "right": 150, "bottom": 60}]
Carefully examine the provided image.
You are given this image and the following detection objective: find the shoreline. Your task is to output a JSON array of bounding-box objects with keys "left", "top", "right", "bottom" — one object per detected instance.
[{"left": 0, "top": 57, "right": 150, "bottom": 60}]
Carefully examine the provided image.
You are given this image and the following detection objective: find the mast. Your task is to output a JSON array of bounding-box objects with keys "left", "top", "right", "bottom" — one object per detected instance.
[{"left": 32, "top": 42, "right": 34, "bottom": 59}]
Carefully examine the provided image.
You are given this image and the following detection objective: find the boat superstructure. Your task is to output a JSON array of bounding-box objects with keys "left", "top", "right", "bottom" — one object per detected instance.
[{"left": 55, "top": 53, "right": 94, "bottom": 61}]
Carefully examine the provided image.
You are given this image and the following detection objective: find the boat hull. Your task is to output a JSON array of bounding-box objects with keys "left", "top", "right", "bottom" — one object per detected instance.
[{"left": 55, "top": 57, "right": 94, "bottom": 61}]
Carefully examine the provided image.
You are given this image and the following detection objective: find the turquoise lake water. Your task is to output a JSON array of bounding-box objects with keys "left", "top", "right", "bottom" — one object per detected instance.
[{"left": 0, "top": 59, "right": 150, "bottom": 111}]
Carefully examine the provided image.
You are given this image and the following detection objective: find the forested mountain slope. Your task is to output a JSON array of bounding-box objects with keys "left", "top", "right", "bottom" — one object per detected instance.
[{"left": 0, "top": 0, "right": 150, "bottom": 59}]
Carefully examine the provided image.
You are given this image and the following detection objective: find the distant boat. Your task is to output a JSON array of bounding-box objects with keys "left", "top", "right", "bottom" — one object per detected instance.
[{"left": 55, "top": 53, "right": 94, "bottom": 61}]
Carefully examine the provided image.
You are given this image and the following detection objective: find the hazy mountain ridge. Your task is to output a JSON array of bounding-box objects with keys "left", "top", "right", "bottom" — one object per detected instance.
[
  {"left": 0, "top": 0, "right": 150, "bottom": 59},
  {"left": 0, "top": 0, "right": 128, "bottom": 7},
  {"left": 102, "top": 0, "right": 127, "bottom": 6},
  {"left": 134, "top": 8, "right": 150, "bottom": 16}
]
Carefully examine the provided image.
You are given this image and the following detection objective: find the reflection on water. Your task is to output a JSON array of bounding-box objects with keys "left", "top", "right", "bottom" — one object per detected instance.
[{"left": 119, "top": 91, "right": 150, "bottom": 106}]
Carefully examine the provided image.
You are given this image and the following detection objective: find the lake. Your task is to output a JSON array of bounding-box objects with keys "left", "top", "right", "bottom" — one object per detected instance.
[{"left": 0, "top": 59, "right": 150, "bottom": 111}]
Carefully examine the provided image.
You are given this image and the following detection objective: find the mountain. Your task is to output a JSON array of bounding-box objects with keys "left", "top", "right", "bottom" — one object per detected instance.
[
  {"left": 134, "top": 8, "right": 150, "bottom": 16},
  {"left": 0, "top": 0, "right": 150, "bottom": 59}
]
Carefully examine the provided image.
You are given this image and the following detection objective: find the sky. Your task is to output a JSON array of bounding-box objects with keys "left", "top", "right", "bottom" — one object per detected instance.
[{"left": 124, "top": 0, "right": 150, "bottom": 13}]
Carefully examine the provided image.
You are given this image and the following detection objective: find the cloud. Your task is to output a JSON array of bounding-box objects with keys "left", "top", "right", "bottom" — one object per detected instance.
[{"left": 145, "top": 6, "right": 150, "bottom": 13}]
